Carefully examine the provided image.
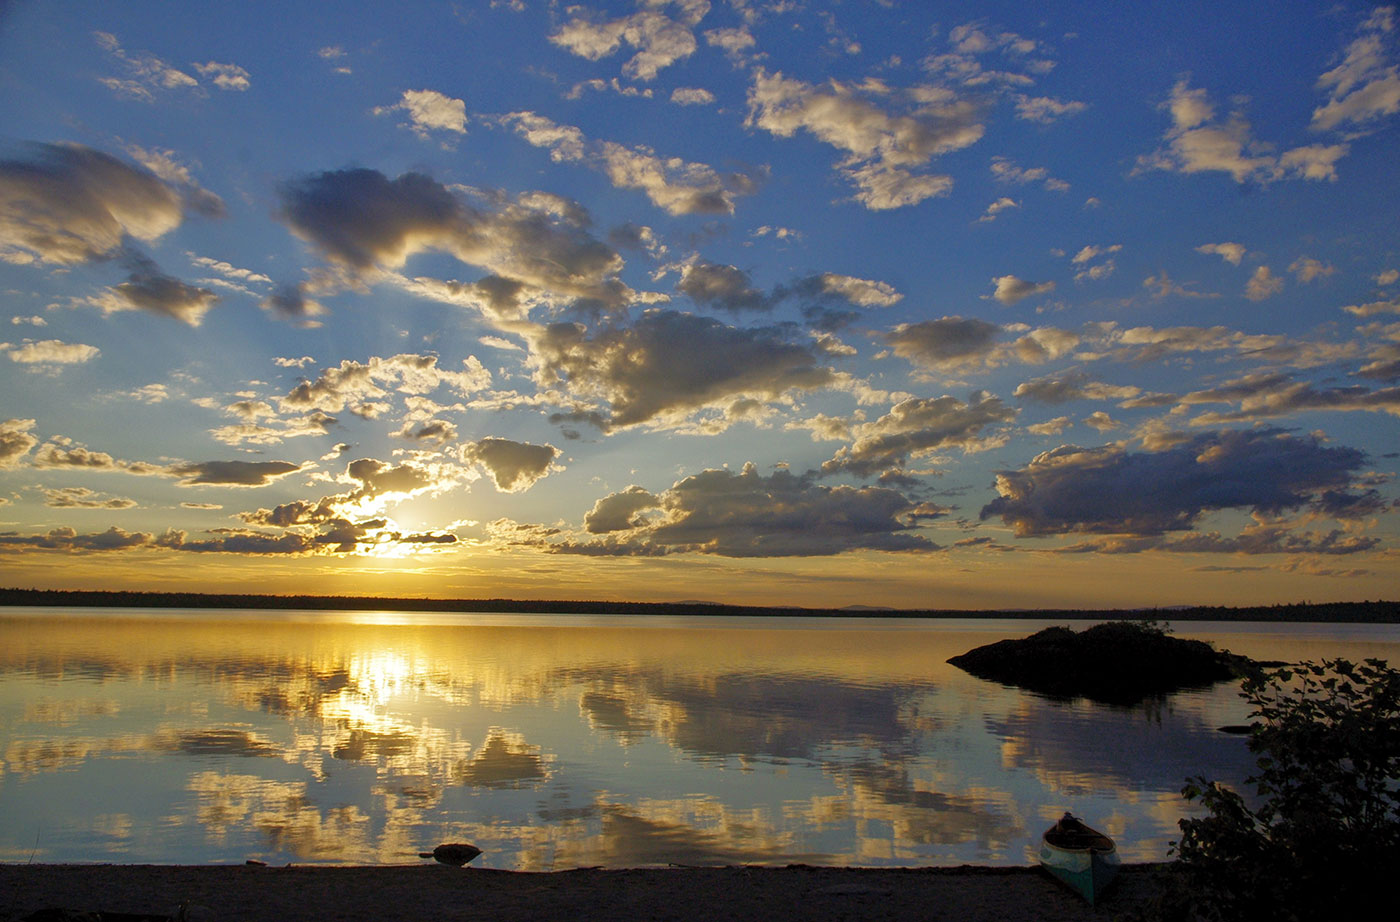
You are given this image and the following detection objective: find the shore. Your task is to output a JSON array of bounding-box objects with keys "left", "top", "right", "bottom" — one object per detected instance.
[{"left": 0, "top": 863, "right": 1168, "bottom": 921}]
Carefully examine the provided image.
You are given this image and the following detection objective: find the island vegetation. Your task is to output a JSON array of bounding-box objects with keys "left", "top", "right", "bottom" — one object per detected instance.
[
  {"left": 946, "top": 620, "right": 1257, "bottom": 704},
  {"left": 1, "top": 587, "right": 1396, "bottom": 623}
]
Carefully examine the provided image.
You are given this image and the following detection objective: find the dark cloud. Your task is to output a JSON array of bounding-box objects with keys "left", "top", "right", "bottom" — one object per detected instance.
[
  {"left": 560, "top": 462, "right": 938, "bottom": 557},
  {"left": 168, "top": 460, "right": 304, "bottom": 486},
  {"left": 0, "top": 525, "right": 154, "bottom": 552},
  {"left": 677, "top": 260, "right": 774, "bottom": 312},
  {"left": 823, "top": 394, "right": 1015, "bottom": 477},
  {"left": 461, "top": 437, "right": 560, "bottom": 492},
  {"left": 884, "top": 317, "right": 1000, "bottom": 372},
  {"left": 0, "top": 142, "right": 184, "bottom": 265},
  {"left": 90, "top": 250, "right": 219, "bottom": 325},
  {"left": 981, "top": 428, "right": 1368, "bottom": 537},
  {"left": 1179, "top": 373, "right": 1400, "bottom": 425},
  {"left": 529, "top": 310, "right": 838, "bottom": 431},
  {"left": 278, "top": 167, "right": 628, "bottom": 308},
  {"left": 261, "top": 283, "right": 327, "bottom": 327},
  {"left": 583, "top": 485, "right": 661, "bottom": 534}
]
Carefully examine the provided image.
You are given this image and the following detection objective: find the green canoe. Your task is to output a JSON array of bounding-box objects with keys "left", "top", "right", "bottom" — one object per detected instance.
[{"left": 1038, "top": 813, "right": 1121, "bottom": 906}]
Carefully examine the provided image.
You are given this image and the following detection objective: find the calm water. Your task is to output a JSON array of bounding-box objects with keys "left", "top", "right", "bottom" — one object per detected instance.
[{"left": 1, "top": 609, "right": 1396, "bottom": 868}]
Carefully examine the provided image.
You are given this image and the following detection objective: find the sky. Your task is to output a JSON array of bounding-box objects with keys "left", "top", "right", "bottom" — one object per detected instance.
[{"left": 1, "top": 0, "right": 1398, "bottom": 610}]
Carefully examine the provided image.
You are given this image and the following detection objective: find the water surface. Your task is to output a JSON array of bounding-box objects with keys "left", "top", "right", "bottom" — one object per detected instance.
[{"left": 2, "top": 609, "right": 1394, "bottom": 868}]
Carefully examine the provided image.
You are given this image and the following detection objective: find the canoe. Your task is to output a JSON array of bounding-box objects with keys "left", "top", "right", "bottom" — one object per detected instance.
[{"left": 1038, "top": 813, "right": 1120, "bottom": 905}]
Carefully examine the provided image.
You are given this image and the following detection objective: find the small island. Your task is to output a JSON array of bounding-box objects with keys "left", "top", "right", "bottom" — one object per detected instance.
[{"left": 947, "top": 621, "right": 1255, "bottom": 705}]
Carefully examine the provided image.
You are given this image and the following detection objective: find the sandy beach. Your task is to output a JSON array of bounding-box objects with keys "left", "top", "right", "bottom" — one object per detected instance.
[{"left": 0, "top": 863, "right": 1168, "bottom": 921}]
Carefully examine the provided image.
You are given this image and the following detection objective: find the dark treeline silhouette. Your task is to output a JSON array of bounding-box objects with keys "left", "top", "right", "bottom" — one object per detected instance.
[{"left": 1, "top": 587, "right": 1396, "bottom": 623}]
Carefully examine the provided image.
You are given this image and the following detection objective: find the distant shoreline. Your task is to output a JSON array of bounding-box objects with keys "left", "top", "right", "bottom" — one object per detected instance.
[{"left": 2, "top": 587, "right": 1397, "bottom": 623}]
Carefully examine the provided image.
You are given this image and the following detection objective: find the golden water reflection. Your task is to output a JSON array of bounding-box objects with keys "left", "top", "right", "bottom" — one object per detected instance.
[{"left": 2, "top": 611, "right": 1394, "bottom": 867}]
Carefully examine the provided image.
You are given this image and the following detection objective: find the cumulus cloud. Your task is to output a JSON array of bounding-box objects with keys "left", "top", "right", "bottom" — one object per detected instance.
[
  {"left": 550, "top": 0, "right": 709, "bottom": 81},
  {"left": 746, "top": 69, "right": 981, "bottom": 209},
  {"left": 561, "top": 463, "right": 937, "bottom": 557},
  {"left": 1177, "top": 371, "right": 1400, "bottom": 424},
  {"left": 1311, "top": 7, "right": 1400, "bottom": 132},
  {"left": 0, "top": 418, "right": 38, "bottom": 468},
  {"left": 261, "top": 283, "right": 328, "bottom": 327},
  {"left": 981, "top": 428, "right": 1367, "bottom": 537},
  {"left": 528, "top": 310, "right": 838, "bottom": 432},
  {"left": 1013, "top": 368, "right": 1139, "bottom": 405},
  {"left": 85, "top": 251, "right": 219, "bottom": 325},
  {"left": 0, "top": 142, "right": 187, "bottom": 265},
  {"left": 280, "top": 352, "right": 490, "bottom": 417},
  {"left": 278, "top": 167, "right": 631, "bottom": 307},
  {"left": 1245, "top": 265, "right": 1285, "bottom": 301},
  {"left": 499, "top": 111, "right": 759, "bottom": 216},
  {"left": 192, "top": 61, "right": 251, "bottom": 91},
  {"left": 461, "top": 438, "right": 561, "bottom": 492},
  {"left": 4, "top": 339, "right": 100, "bottom": 365},
  {"left": 1290, "top": 256, "right": 1336, "bottom": 283},
  {"left": 990, "top": 274, "right": 1055, "bottom": 305},
  {"left": 671, "top": 87, "right": 715, "bottom": 105},
  {"left": 375, "top": 89, "right": 468, "bottom": 138},
  {"left": 989, "top": 157, "right": 1069, "bottom": 191},
  {"left": 978, "top": 196, "right": 1019, "bottom": 221},
  {"left": 42, "top": 487, "right": 137, "bottom": 509},
  {"left": 1013, "top": 94, "right": 1087, "bottom": 123},
  {"left": 883, "top": 317, "right": 1000, "bottom": 372},
  {"left": 1138, "top": 79, "right": 1349, "bottom": 183},
  {"left": 677, "top": 260, "right": 773, "bottom": 312},
  {"left": 1196, "top": 241, "right": 1246, "bottom": 265},
  {"left": 822, "top": 393, "right": 1015, "bottom": 477}
]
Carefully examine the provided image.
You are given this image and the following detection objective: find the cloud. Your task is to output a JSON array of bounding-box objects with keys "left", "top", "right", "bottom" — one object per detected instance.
[
  {"left": 528, "top": 310, "right": 838, "bottom": 432},
  {"left": 4, "top": 339, "right": 100, "bottom": 365},
  {"left": 93, "top": 31, "right": 198, "bottom": 101},
  {"left": 0, "top": 525, "right": 158, "bottom": 553},
  {"left": 1311, "top": 7, "right": 1400, "bottom": 131},
  {"left": 1244, "top": 265, "right": 1284, "bottom": 301},
  {"left": 746, "top": 69, "right": 981, "bottom": 209},
  {"left": 822, "top": 393, "right": 1015, "bottom": 477},
  {"left": 677, "top": 260, "right": 773, "bottom": 312},
  {"left": 671, "top": 87, "right": 715, "bottom": 105},
  {"left": 461, "top": 438, "right": 561, "bottom": 492},
  {"left": 0, "top": 418, "right": 38, "bottom": 468},
  {"left": 42, "top": 487, "right": 137, "bottom": 509},
  {"left": 791, "top": 273, "right": 902, "bottom": 308},
  {"left": 1138, "top": 79, "right": 1349, "bottom": 183},
  {"left": 278, "top": 168, "right": 632, "bottom": 309},
  {"left": 192, "top": 61, "right": 251, "bottom": 91},
  {"left": 1013, "top": 368, "right": 1139, "bottom": 405},
  {"left": 990, "top": 274, "right": 1055, "bottom": 305},
  {"left": 978, "top": 196, "right": 1019, "bottom": 221},
  {"left": 85, "top": 251, "right": 219, "bottom": 325},
  {"left": 279, "top": 352, "right": 490, "bottom": 415},
  {"left": 261, "top": 283, "right": 328, "bottom": 327},
  {"left": 561, "top": 462, "right": 937, "bottom": 557},
  {"left": 1196, "top": 241, "right": 1246, "bottom": 265},
  {"left": 1178, "top": 372, "right": 1400, "bottom": 424},
  {"left": 981, "top": 428, "right": 1367, "bottom": 537},
  {"left": 1013, "top": 94, "right": 1087, "bottom": 123},
  {"left": 883, "top": 317, "right": 1000, "bottom": 372},
  {"left": 167, "top": 460, "right": 305, "bottom": 487},
  {"left": 1343, "top": 296, "right": 1400, "bottom": 317},
  {"left": 551, "top": 0, "right": 709, "bottom": 81},
  {"left": 0, "top": 142, "right": 187, "bottom": 265},
  {"left": 989, "top": 157, "right": 1068, "bottom": 191},
  {"left": 1289, "top": 256, "right": 1335, "bottom": 283},
  {"left": 499, "top": 112, "right": 759, "bottom": 216},
  {"left": 375, "top": 89, "right": 467, "bottom": 138},
  {"left": 583, "top": 485, "right": 661, "bottom": 533}
]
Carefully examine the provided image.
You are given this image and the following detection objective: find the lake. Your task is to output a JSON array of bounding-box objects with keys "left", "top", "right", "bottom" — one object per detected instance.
[{"left": 1, "top": 609, "right": 1395, "bottom": 868}]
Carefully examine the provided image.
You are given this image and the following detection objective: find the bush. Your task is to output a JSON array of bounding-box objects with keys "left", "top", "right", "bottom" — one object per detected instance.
[{"left": 1157, "top": 658, "right": 1400, "bottom": 921}]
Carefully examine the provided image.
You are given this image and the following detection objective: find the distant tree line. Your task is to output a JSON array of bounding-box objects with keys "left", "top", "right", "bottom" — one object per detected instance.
[{"left": 1, "top": 587, "right": 1396, "bottom": 623}]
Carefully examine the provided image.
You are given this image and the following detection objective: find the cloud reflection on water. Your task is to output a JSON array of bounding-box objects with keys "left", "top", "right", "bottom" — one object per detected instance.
[{"left": 0, "top": 613, "right": 1344, "bottom": 867}]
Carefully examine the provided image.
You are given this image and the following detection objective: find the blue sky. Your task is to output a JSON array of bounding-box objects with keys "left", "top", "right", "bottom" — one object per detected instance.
[{"left": 1, "top": 0, "right": 1397, "bottom": 608}]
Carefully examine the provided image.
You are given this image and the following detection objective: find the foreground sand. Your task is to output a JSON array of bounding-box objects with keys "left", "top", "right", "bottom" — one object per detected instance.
[{"left": 1, "top": 863, "right": 1168, "bottom": 921}]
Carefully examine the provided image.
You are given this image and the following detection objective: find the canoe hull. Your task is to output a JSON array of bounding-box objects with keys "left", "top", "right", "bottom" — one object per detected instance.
[{"left": 1038, "top": 835, "right": 1120, "bottom": 905}]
